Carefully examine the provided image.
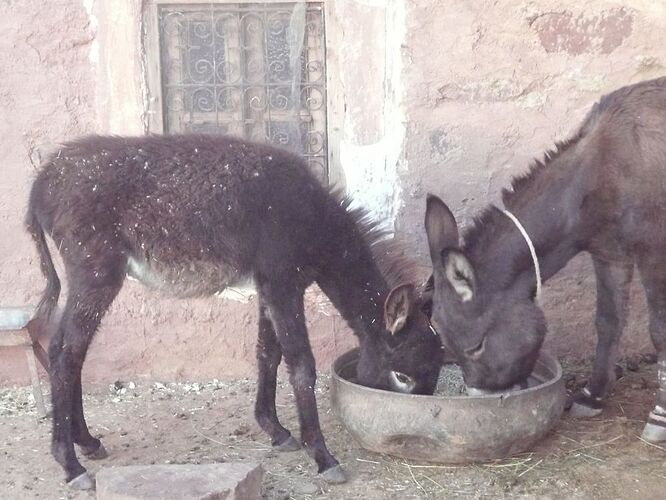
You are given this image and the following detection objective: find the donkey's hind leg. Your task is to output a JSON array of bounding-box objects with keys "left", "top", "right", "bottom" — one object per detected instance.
[
  {"left": 257, "top": 278, "right": 346, "bottom": 484},
  {"left": 637, "top": 255, "right": 666, "bottom": 442},
  {"left": 49, "top": 265, "right": 123, "bottom": 489},
  {"left": 570, "top": 257, "right": 633, "bottom": 417},
  {"left": 254, "top": 297, "right": 300, "bottom": 451},
  {"left": 73, "top": 373, "right": 108, "bottom": 459}
]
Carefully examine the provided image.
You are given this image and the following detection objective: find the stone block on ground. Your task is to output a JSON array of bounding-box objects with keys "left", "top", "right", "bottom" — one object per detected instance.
[{"left": 96, "top": 462, "right": 262, "bottom": 500}]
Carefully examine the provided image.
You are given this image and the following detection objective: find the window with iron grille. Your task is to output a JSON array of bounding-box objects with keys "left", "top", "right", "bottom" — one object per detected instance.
[{"left": 156, "top": 2, "right": 328, "bottom": 180}]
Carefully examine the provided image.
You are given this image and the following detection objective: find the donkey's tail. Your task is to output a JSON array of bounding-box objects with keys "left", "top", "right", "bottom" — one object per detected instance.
[{"left": 25, "top": 208, "right": 61, "bottom": 324}]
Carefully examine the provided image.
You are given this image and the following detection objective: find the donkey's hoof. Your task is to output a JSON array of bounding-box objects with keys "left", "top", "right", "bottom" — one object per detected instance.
[
  {"left": 81, "top": 442, "right": 108, "bottom": 460},
  {"left": 568, "top": 402, "right": 603, "bottom": 418},
  {"left": 274, "top": 436, "right": 301, "bottom": 452},
  {"left": 642, "top": 422, "right": 666, "bottom": 443},
  {"left": 67, "top": 471, "right": 95, "bottom": 490},
  {"left": 320, "top": 464, "right": 347, "bottom": 484}
]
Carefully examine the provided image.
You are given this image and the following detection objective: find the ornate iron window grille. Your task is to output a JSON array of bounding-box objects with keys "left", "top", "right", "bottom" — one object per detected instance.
[{"left": 158, "top": 2, "right": 328, "bottom": 180}]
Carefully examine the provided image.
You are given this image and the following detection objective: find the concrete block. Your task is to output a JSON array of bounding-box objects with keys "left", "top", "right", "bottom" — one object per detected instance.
[{"left": 96, "top": 462, "right": 262, "bottom": 500}]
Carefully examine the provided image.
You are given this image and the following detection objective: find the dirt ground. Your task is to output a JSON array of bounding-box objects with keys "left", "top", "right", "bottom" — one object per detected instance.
[{"left": 1, "top": 356, "right": 666, "bottom": 500}]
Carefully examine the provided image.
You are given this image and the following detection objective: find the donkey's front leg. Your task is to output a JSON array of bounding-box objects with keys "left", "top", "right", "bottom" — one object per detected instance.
[
  {"left": 285, "top": 349, "right": 345, "bottom": 482},
  {"left": 254, "top": 298, "right": 300, "bottom": 451},
  {"left": 259, "top": 280, "right": 346, "bottom": 484},
  {"left": 570, "top": 258, "right": 633, "bottom": 417},
  {"left": 638, "top": 256, "right": 666, "bottom": 442}
]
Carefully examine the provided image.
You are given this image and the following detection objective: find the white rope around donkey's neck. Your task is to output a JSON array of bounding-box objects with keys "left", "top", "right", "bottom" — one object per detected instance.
[{"left": 500, "top": 209, "right": 542, "bottom": 304}]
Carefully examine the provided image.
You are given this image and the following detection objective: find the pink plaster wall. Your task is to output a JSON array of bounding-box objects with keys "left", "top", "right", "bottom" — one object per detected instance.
[{"left": 1, "top": 1, "right": 665, "bottom": 386}]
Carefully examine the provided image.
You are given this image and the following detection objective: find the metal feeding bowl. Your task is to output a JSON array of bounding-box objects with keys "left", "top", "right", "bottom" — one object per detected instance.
[{"left": 330, "top": 349, "right": 565, "bottom": 463}]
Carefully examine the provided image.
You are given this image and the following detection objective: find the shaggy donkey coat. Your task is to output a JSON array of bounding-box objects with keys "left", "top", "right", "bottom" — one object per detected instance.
[{"left": 27, "top": 134, "right": 442, "bottom": 488}]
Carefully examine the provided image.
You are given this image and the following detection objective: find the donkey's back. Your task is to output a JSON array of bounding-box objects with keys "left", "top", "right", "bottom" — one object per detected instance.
[
  {"left": 29, "top": 134, "right": 334, "bottom": 297},
  {"left": 581, "top": 77, "right": 666, "bottom": 192},
  {"left": 568, "top": 77, "right": 666, "bottom": 252}
]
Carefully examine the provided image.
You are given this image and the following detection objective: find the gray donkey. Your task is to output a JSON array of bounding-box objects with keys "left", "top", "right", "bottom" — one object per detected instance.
[
  {"left": 425, "top": 76, "right": 666, "bottom": 445},
  {"left": 26, "top": 134, "right": 443, "bottom": 489}
]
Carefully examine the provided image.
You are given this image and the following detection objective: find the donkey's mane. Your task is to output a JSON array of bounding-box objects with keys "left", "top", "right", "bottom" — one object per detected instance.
[
  {"left": 337, "top": 194, "right": 426, "bottom": 290},
  {"left": 458, "top": 82, "right": 636, "bottom": 252},
  {"left": 462, "top": 130, "right": 585, "bottom": 252},
  {"left": 505, "top": 134, "right": 584, "bottom": 200}
]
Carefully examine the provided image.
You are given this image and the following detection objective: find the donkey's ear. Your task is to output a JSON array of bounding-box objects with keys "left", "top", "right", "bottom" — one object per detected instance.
[
  {"left": 384, "top": 284, "right": 416, "bottom": 335},
  {"left": 443, "top": 250, "right": 476, "bottom": 302},
  {"left": 425, "top": 194, "right": 459, "bottom": 263}
]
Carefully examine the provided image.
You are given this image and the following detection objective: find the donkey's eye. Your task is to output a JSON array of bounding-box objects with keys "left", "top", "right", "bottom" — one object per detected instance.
[
  {"left": 464, "top": 337, "right": 486, "bottom": 359},
  {"left": 390, "top": 371, "right": 416, "bottom": 393}
]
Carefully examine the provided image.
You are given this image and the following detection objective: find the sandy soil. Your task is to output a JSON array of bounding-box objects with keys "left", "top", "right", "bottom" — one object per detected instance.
[{"left": 1, "top": 356, "right": 666, "bottom": 500}]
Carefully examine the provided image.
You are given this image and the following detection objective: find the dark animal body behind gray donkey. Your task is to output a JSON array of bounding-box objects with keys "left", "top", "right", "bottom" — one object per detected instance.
[
  {"left": 425, "top": 76, "right": 666, "bottom": 444},
  {"left": 26, "top": 134, "right": 443, "bottom": 489}
]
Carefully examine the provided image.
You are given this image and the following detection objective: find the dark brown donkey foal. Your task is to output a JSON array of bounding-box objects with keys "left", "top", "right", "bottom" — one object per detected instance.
[
  {"left": 424, "top": 77, "right": 666, "bottom": 443},
  {"left": 26, "top": 134, "right": 442, "bottom": 489}
]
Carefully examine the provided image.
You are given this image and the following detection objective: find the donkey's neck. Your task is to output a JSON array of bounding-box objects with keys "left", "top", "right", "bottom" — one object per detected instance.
[
  {"left": 464, "top": 143, "right": 586, "bottom": 297},
  {"left": 317, "top": 254, "right": 389, "bottom": 342},
  {"left": 315, "top": 200, "right": 423, "bottom": 342}
]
